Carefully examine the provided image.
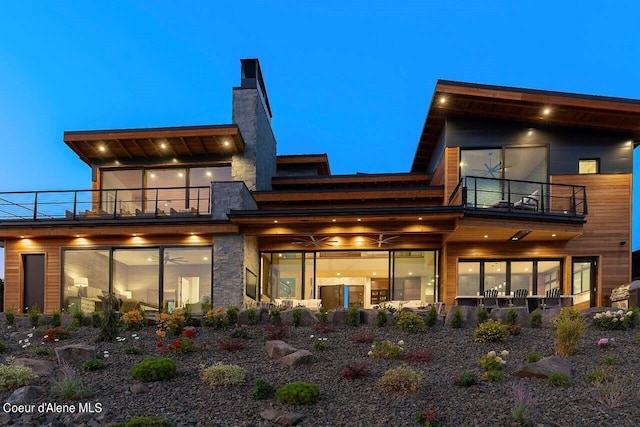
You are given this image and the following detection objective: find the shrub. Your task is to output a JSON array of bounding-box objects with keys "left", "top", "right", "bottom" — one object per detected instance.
[
  {"left": 341, "top": 362, "right": 369, "bottom": 380},
  {"left": 49, "top": 309, "right": 62, "bottom": 327},
  {"left": 42, "top": 327, "right": 71, "bottom": 343},
  {"left": 203, "top": 307, "right": 228, "bottom": 330},
  {"left": 201, "top": 362, "right": 246, "bottom": 388},
  {"left": 155, "top": 309, "right": 186, "bottom": 338},
  {"left": 368, "top": 340, "right": 404, "bottom": 359},
  {"left": 593, "top": 309, "right": 637, "bottom": 331},
  {"left": 183, "top": 303, "right": 195, "bottom": 327},
  {"left": 347, "top": 307, "right": 361, "bottom": 327},
  {"left": 113, "top": 416, "right": 171, "bottom": 427},
  {"left": 227, "top": 305, "right": 239, "bottom": 326},
  {"left": 375, "top": 309, "right": 388, "bottom": 327},
  {"left": 122, "top": 310, "right": 145, "bottom": 331},
  {"left": 350, "top": 331, "right": 373, "bottom": 344},
  {"left": 0, "top": 342, "right": 6, "bottom": 353},
  {"left": 0, "top": 363, "right": 37, "bottom": 391},
  {"left": 547, "top": 373, "right": 571, "bottom": 387},
  {"left": 32, "top": 347, "right": 51, "bottom": 356},
  {"left": 131, "top": 357, "right": 177, "bottom": 382},
  {"left": 124, "top": 346, "right": 144, "bottom": 355},
  {"left": 527, "top": 351, "right": 541, "bottom": 363},
  {"left": 473, "top": 319, "right": 509, "bottom": 343},
  {"left": 230, "top": 324, "right": 249, "bottom": 339},
  {"left": 245, "top": 307, "right": 258, "bottom": 325},
  {"left": 505, "top": 308, "right": 518, "bottom": 325},
  {"left": 585, "top": 368, "right": 611, "bottom": 384},
  {"left": 425, "top": 305, "right": 438, "bottom": 327},
  {"left": 484, "top": 370, "right": 505, "bottom": 382},
  {"left": 219, "top": 338, "right": 245, "bottom": 352},
  {"left": 403, "top": 350, "right": 433, "bottom": 363},
  {"left": 508, "top": 324, "right": 521, "bottom": 335},
  {"left": 530, "top": 309, "right": 542, "bottom": 328},
  {"left": 414, "top": 408, "right": 443, "bottom": 427},
  {"left": 450, "top": 308, "right": 464, "bottom": 328},
  {"left": 276, "top": 381, "right": 320, "bottom": 405},
  {"left": 71, "top": 305, "right": 85, "bottom": 328},
  {"left": 91, "top": 311, "right": 101, "bottom": 328},
  {"left": 96, "top": 294, "right": 121, "bottom": 342},
  {"left": 603, "top": 356, "right": 618, "bottom": 366},
  {"left": 590, "top": 373, "right": 635, "bottom": 408},
  {"left": 252, "top": 379, "right": 275, "bottom": 400},
  {"left": 83, "top": 359, "right": 107, "bottom": 371},
  {"left": 511, "top": 384, "right": 536, "bottom": 427},
  {"left": 163, "top": 329, "right": 202, "bottom": 354},
  {"left": 551, "top": 308, "right": 581, "bottom": 329},
  {"left": 395, "top": 311, "right": 425, "bottom": 333},
  {"left": 312, "top": 323, "right": 336, "bottom": 333},
  {"left": 291, "top": 307, "right": 303, "bottom": 327},
  {"left": 555, "top": 314, "right": 585, "bottom": 357},
  {"left": 269, "top": 306, "right": 282, "bottom": 325},
  {"left": 479, "top": 350, "right": 508, "bottom": 382},
  {"left": 476, "top": 307, "right": 489, "bottom": 325},
  {"left": 265, "top": 324, "right": 289, "bottom": 340},
  {"left": 315, "top": 306, "right": 328, "bottom": 325},
  {"left": 5, "top": 308, "right": 15, "bottom": 325},
  {"left": 454, "top": 372, "right": 478, "bottom": 387},
  {"left": 28, "top": 305, "right": 41, "bottom": 328},
  {"left": 313, "top": 340, "right": 329, "bottom": 351},
  {"left": 51, "top": 377, "right": 91, "bottom": 401},
  {"left": 377, "top": 364, "right": 424, "bottom": 395}
]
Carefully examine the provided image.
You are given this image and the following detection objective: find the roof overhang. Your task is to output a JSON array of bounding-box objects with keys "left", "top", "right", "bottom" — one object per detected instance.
[
  {"left": 64, "top": 124, "right": 245, "bottom": 165},
  {"left": 411, "top": 80, "right": 640, "bottom": 172},
  {"left": 276, "top": 154, "right": 331, "bottom": 175}
]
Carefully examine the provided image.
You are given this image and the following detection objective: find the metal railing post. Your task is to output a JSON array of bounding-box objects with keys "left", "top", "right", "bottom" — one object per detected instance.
[{"left": 33, "top": 192, "right": 38, "bottom": 220}]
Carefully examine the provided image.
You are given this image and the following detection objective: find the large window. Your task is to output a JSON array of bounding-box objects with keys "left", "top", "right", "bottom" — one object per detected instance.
[
  {"left": 62, "top": 249, "right": 110, "bottom": 313},
  {"left": 393, "top": 251, "right": 438, "bottom": 303},
  {"left": 458, "top": 259, "right": 561, "bottom": 296}
]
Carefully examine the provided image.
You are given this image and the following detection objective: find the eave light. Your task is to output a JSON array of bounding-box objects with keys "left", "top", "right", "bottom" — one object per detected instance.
[{"left": 542, "top": 108, "right": 551, "bottom": 116}]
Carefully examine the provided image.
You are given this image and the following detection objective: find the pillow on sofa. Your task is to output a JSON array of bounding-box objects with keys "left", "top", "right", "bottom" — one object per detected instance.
[{"left": 514, "top": 190, "right": 539, "bottom": 209}]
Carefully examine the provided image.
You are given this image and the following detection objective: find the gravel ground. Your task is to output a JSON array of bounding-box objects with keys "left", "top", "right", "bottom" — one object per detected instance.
[{"left": 0, "top": 313, "right": 639, "bottom": 427}]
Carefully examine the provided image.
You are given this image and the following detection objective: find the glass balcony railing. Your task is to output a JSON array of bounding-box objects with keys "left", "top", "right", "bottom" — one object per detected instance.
[
  {"left": 0, "top": 186, "right": 211, "bottom": 221},
  {"left": 449, "top": 176, "right": 587, "bottom": 217}
]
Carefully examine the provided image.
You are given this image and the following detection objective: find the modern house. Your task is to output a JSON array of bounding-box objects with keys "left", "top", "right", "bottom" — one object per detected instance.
[{"left": 1, "top": 59, "right": 639, "bottom": 315}]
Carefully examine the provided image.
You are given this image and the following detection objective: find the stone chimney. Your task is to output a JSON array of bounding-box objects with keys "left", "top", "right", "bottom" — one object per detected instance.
[{"left": 231, "top": 58, "right": 277, "bottom": 191}]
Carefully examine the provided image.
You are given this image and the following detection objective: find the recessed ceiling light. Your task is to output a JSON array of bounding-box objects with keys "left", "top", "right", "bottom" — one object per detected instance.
[
  {"left": 357, "top": 218, "right": 361, "bottom": 222},
  {"left": 418, "top": 217, "right": 423, "bottom": 221},
  {"left": 132, "top": 233, "right": 137, "bottom": 237},
  {"left": 408, "top": 272, "right": 413, "bottom": 276},
  {"left": 99, "top": 146, "right": 106, "bottom": 152},
  {"left": 224, "top": 141, "right": 230, "bottom": 146},
  {"left": 203, "top": 257, "right": 208, "bottom": 261},
  {"left": 332, "top": 219, "right": 337, "bottom": 222},
  {"left": 337, "top": 272, "right": 341, "bottom": 276},
  {"left": 206, "top": 171, "right": 212, "bottom": 177},
  {"left": 524, "top": 268, "right": 529, "bottom": 271},
  {"left": 373, "top": 272, "right": 377, "bottom": 276},
  {"left": 190, "top": 232, "right": 195, "bottom": 235},
  {"left": 178, "top": 172, "right": 184, "bottom": 177},
  {"left": 439, "top": 96, "right": 446, "bottom": 104},
  {"left": 483, "top": 235, "right": 489, "bottom": 239},
  {"left": 273, "top": 220, "right": 278, "bottom": 223},
  {"left": 20, "top": 235, "right": 25, "bottom": 239},
  {"left": 551, "top": 233, "right": 557, "bottom": 237},
  {"left": 543, "top": 108, "right": 551, "bottom": 115},
  {"left": 160, "top": 143, "right": 167, "bottom": 149},
  {"left": 150, "top": 173, "right": 156, "bottom": 179}
]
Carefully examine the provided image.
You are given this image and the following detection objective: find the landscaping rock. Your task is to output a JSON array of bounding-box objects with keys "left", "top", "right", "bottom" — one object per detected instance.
[
  {"left": 260, "top": 409, "right": 280, "bottom": 421},
  {"left": 490, "top": 307, "right": 530, "bottom": 327},
  {"left": 6, "top": 386, "right": 45, "bottom": 405},
  {"left": 360, "top": 309, "right": 379, "bottom": 325},
  {"left": 265, "top": 340, "right": 297, "bottom": 359},
  {"left": 513, "top": 355, "right": 573, "bottom": 379},
  {"left": 280, "top": 308, "right": 318, "bottom": 327},
  {"left": 55, "top": 343, "right": 96, "bottom": 368},
  {"left": 328, "top": 309, "right": 348, "bottom": 325},
  {"left": 279, "top": 349, "right": 314, "bottom": 367},
  {"left": 13, "top": 358, "right": 56, "bottom": 376},
  {"left": 444, "top": 306, "right": 475, "bottom": 328},
  {"left": 275, "top": 412, "right": 305, "bottom": 426},
  {"left": 130, "top": 383, "right": 149, "bottom": 394},
  {"left": 540, "top": 307, "right": 562, "bottom": 327}
]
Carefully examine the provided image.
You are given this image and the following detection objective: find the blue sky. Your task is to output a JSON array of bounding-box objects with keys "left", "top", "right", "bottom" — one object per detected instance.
[{"left": 1, "top": 1, "right": 640, "bottom": 278}]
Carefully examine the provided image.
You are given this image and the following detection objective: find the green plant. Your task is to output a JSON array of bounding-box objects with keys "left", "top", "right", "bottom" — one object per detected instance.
[
  {"left": 276, "top": 381, "right": 320, "bottom": 405},
  {"left": 476, "top": 307, "right": 489, "bottom": 324},
  {"left": 131, "top": 357, "right": 177, "bottom": 382},
  {"left": 414, "top": 408, "right": 442, "bottom": 427},
  {"left": 91, "top": 311, "right": 101, "bottom": 328},
  {"left": 112, "top": 416, "right": 171, "bottom": 427},
  {"left": 227, "top": 305, "right": 239, "bottom": 326},
  {"left": 603, "top": 355, "right": 618, "bottom": 366},
  {"left": 585, "top": 368, "right": 611, "bottom": 384},
  {"left": 0, "top": 362, "right": 37, "bottom": 390},
  {"left": 5, "top": 308, "right": 15, "bottom": 326},
  {"left": 155, "top": 309, "right": 186, "bottom": 337},
  {"left": 203, "top": 307, "right": 227, "bottom": 330},
  {"left": 454, "top": 372, "right": 478, "bottom": 386},
  {"left": 125, "top": 346, "right": 144, "bottom": 355},
  {"left": 269, "top": 306, "right": 282, "bottom": 325},
  {"left": 473, "top": 319, "right": 509, "bottom": 343},
  {"left": 28, "top": 305, "right": 41, "bottom": 328},
  {"left": 245, "top": 307, "right": 258, "bottom": 325},
  {"left": 479, "top": 350, "right": 508, "bottom": 382},
  {"left": 550, "top": 307, "right": 581, "bottom": 329},
  {"left": 530, "top": 308, "right": 542, "bottom": 328},
  {"left": 547, "top": 373, "right": 571, "bottom": 387},
  {"left": 350, "top": 331, "right": 373, "bottom": 343},
  {"left": 315, "top": 306, "right": 329, "bottom": 325},
  {"left": 96, "top": 294, "right": 121, "bottom": 342},
  {"left": 230, "top": 324, "right": 249, "bottom": 339},
  {"left": 527, "top": 351, "right": 541, "bottom": 363},
  {"left": 590, "top": 373, "right": 636, "bottom": 408},
  {"left": 450, "top": 307, "right": 464, "bottom": 328},
  {"left": 83, "top": 359, "right": 107, "bottom": 371},
  {"left": 555, "top": 314, "right": 585, "bottom": 357},
  {"left": 49, "top": 309, "right": 62, "bottom": 327},
  {"left": 0, "top": 342, "right": 5, "bottom": 353},
  {"left": 511, "top": 384, "right": 536, "bottom": 426},
  {"left": 162, "top": 329, "right": 202, "bottom": 354},
  {"left": 341, "top": 362, "right": 369, "bottom": 380},
  {"left": 375, "top": 309, "right": 388, "bottom": 327},
  {"left": 42, "top": 327, "right": 71, "bottom": 343},
  {"left": 201, "top": 362, "right": 246, "bottom": 388},
  {"left": 395, "top": 311, "right": 425, "bottom": 333},
  {"left": 347, "top": 307, "right": 361, "bottom": 327},
  {"left": 265, "top": 324, "right": 289, "bottom": 340},
  {"left": 313, "top": 340, "right": 329, "bottom": 351},
  {"left": 377, "top": 364, "right": 424, "bottom": 395},
  {"left": 368, "top": 339, "right": 404, "bottom": 359},
  {"left": 218, "top": 338, "right": 245, "bottom": 352},
  {"left": 291, "top": 307, "right": 303, "bottom": 327},
  {"left": 183, "top": 303, "right": 195, "bottom": 327},
  {"left": 52, "top": 377, "right": 91, "bottom": 400},
  {"left": 122, "top": 309, "right": 145, "bottom": 331},
  {"left": 32, "top": 346, "right": 51, "bottom": 356},
  {"left": 505, "top": 307, "right": 518, "bottom": 325},
  {"left": 484, "top": 369, "right": 505, "bottom": 382},
  {"left": 425, "top": 305, "right": 438, "bottom": 327},
  {"left": 252, "top": 379, "right": 276, "bottom": 400},
  {"left": 593, "top": 309, "right": 637, "bottom": 331},
  {"left": 71, "top": 304, "right": 85, "bottom": 328}
]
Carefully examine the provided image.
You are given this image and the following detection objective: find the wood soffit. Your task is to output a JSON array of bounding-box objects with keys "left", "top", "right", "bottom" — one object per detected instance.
[
  {"left": 277, "top": 154, "right": 331, "bottom": 175},
  {"left": 64, "top": 125, "right": 245, "bottom": 165},
  {"left": 271, "top": 173, "right": 432, "bottom": 189},
  {"left": 411, "top": 80, "right": 640, "bottom": 172}
]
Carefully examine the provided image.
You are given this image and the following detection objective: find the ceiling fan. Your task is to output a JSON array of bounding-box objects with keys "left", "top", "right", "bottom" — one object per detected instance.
[
  {"left": 471, "top": 152, "right": 507, "bottom": 178},
  {"left": 152, "top": 252, "right": 187, "bottom": 265},
  {"left": 291, "top": 235, "right": 338, "bottom": 248},
  {"left": 364, "top": 234, "right": 400, "bottom": 248}
]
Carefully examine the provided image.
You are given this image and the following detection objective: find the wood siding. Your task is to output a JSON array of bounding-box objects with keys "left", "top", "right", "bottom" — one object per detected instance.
[{"left": 445, "top": 147, "right": 460, "bottom": 204}]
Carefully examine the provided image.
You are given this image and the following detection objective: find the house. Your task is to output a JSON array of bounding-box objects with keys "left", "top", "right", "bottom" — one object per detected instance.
[{"left": 1, "top": 59, "right": 639, "bottom": 315}]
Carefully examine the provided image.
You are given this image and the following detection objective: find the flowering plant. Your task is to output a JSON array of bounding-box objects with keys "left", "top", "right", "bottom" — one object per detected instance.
[
  {"left": 368, "top": 340, "right": 404, "bottom": 359},
  {"left": 230, "top": 324, "right": 249, "bottom": 339},
  {"left": 593, "top": 309, "right": 637, "bottom": 331},
  {"left": 508, "top": 324, "right": 521, "bottom": 335},
  {"left": 42, "top": 328, "right": 71, "bottom": 343},
  {"left": 413, "top": 408, "right": 442, "bottom": 427},
  {"left": 121, "top": 309, "right": 145, "bottom": 330},
  {"left": 155, "top": 309, "right": 186, "bottom": 337},
  {"left": 161, "top": 328, "right": 204, "bottom": 354},
  {"left": 479, "top": 350, "right": 508, "bottom": 381}
]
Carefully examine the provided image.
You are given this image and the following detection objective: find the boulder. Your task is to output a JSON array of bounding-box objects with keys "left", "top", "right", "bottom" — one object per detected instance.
[
  {"left": 6, "top": 386, "right": 45, "bottom": 405},
  {"left": 275, "top": 412, "right": 305, "bottom": 426},
  {"left": 279, "top": 349, "right": 314, "bottom": 367},
  {"left": 280, "top": 308, "right": 318, "bottom": 327},
  {"left": 260, "top": 409, "right": 280, "bottom": 421},
  {"left": 513, "top": 355, "right": 572, "bottom": 379},
  {"left": 55, "top": 344, "right": 96, "bottom": 368},
  {"left": 13, "top": 358, "right": 55, "bottom": 376},
  {"left": 360, "top": 309, "right": 380, "bottom": 325},
  {"left": 444, "top": 306, "right": 476, "bottom": 328},
  {"left": 540, "top": 307, "right": 562, "bottom": 327},
  {"left": 265, "top": 340, "right": 297, "bottom": 359},
  {"left": 490, "top": 307, "right": 530, "bottom": 327},
  {"left": 328, "top": 309, "right": 348, "bottom": 325},
  {"left": 130, "top": 383, "right": 149, "bottom": 394}
]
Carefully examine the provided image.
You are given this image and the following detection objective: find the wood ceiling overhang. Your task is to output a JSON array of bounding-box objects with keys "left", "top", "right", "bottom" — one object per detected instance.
[
  {"left": 411, "top": 80, "right": 640, "bottom": 172},
  {"left": 277, "top": 154, "right": 331, "bottom": 175},
  {"left": 64, "top": 124, "right": 245, "bottom": 165}
]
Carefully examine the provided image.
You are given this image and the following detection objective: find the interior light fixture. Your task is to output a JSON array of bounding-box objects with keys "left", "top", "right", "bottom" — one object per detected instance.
[
  {"left": 132, "top": 233, "right": 138, "bottom": 237},
  {"left": 19, "top": 235, "right": 25, "bottom": 239},
  {"left": 337, "top": 272, "right": 341, "bottom": 276},
  {"left": 74, "top": 277, "right": 89, "bottom": 288},
  {"left": 408, "top": 272, "right": 413, "bottom": 276},
  {"left": 206, "top": 171, "right": 212, "bottom": 177},
  {"left": 509, "top": 230, "right": 531, "bottom": 241}
]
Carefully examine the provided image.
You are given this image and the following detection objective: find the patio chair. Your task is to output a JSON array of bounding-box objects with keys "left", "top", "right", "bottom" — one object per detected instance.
[
  {"left": 540, "top": 288, "right": 561, "bottom": 310},
  {"left": 479, "top": 289, "right": 499, "bottom": 312},
  {"left": 510, "top": 288, "right": 529, "bottom": 307}
]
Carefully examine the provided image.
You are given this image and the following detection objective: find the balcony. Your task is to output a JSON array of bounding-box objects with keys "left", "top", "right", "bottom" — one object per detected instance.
[
  {"left": 449, "top": 176, "right": 587, "bottom": 219},
  {"left": 0, "top": 186, "right": 211, "bottom": 222}
]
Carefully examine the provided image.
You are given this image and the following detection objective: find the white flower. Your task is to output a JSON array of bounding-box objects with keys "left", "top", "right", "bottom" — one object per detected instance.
[
  {"left": 495, "top": 356, "right": 503, "bottom": 364},
  {"left": 500, "top": 350, "right": 509, "bottom": 357},
  {"left": 617, "top": 310, "right": 624, "bottom": 316},
  {"left": 487, "top": 350, "right": 496, "bottom": 358},
  {"left": 594, "top": 313, "right": 602, "bottom": 319},
  {"left": 368, "top": 351, "right": 373, "bottom": 356},
  {"left": 43, "top": 335, "right": 49, "bottom": 339},
  {"left": 397, "top": 340, "right": 404, "bottom": 346},
  {"left": 612, "top": 318, "right": 618, "bottom": 323},
  {"left": 131, "top": 333, "right": 137, "bottom": 337},
  {"left": 606, "top": 311, "right": 613, "bottom": 318},
  {"left": 620, "top": 316, "right": 625, "bottom": 322}
]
